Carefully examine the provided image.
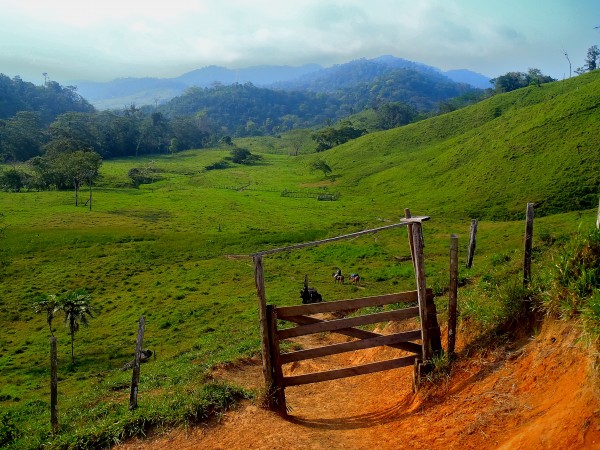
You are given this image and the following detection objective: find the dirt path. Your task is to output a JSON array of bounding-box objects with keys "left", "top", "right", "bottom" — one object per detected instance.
[{"left": 119, "top": 321, "right": 600, "bottom": 449}]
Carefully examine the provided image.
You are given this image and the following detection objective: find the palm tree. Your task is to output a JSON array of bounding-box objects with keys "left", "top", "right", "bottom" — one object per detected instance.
[
  {"left": 58, "top": 289, "right": 95, "bottom": 364},
  {"left": 32, "top": 294, "right": 59, "bottom": 336}
]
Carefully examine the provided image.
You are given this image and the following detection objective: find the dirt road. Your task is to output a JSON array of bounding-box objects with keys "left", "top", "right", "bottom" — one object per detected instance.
[{"left": 119, "top": 321, "right": 600, "bottom": 449}]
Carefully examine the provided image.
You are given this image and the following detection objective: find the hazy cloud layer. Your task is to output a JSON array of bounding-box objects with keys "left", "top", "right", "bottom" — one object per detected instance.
[{"left": 0, "top": 0, "right": 597, "bottom": 83}]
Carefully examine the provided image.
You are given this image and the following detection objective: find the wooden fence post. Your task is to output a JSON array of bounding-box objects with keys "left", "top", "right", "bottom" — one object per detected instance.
[
  {"left": 404, "top": 209, "right": 416, "bottom": 271},
  {"left": 253, "top": 254, "right": 276, "bottom": 408},
  {"left": 411, "top": 222, "right": 430, "bottom": 362},
  {"left": 596, "top": 198, "right": 599, "bottom": 229},
  {"left": 50, "top": 337, "right": 58, "bottom": 434},
  {"left": 129, "top": 316, "right": 145, "bottom": 411},
  {"left": 466, "top": 219, "right": 478, "bottom": 268},
  {"left": 523, "top": 203, "right": 534, "bottom": 287},
  {"left": 448, "top": 235, "right": 458, "bottom": 358},
  {"left": 266, "top": 305, "right": 286, "bottom": 415}
]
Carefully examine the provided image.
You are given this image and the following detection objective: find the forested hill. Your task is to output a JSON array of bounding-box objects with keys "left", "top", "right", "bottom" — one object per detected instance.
[
  {"left": 0, "top": 74, "right": 94, "bottom": 124},
  {"left": 157, "top": 68, "right": 478, "bottom": 135}
]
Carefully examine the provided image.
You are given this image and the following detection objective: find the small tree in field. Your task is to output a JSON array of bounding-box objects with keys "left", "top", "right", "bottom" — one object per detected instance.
[
  {"left": 309, "top": 159, "right": 332, "bottom": 178},
  {"left": 58, "top": 289, "right": 95, "bottom": 364},
  {"left": 32, "top": 294, "right": 59, "bottom": 337}
]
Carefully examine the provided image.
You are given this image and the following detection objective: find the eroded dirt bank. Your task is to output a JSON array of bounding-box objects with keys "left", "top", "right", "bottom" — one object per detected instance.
[{"left": 118, "top": 320, "right": 600, "bottom": 449}]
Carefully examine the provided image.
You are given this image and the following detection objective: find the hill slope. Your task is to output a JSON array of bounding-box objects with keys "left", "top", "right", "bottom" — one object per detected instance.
[{"left": 323, "top": 71, "right": 600, "bottom": 219}]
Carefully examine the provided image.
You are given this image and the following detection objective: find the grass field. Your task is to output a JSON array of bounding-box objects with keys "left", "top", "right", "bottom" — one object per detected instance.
[{"left": 0, "top": 72, "right": 599, "bottom": 449}]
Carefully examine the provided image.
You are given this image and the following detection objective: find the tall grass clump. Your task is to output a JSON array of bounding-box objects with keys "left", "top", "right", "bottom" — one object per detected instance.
[{"left": 542, "top": 227, "right": 600, "bottom": 338}]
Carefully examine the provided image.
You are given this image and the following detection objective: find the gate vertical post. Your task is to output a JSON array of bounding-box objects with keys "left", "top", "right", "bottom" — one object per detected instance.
[
  {"left": 267, "top": 305, "right": 287, "bottom": 415},
  {"left": 411, "top": 222, "right": 430, "bottom": 361},
  {"left": 253, "top": 254, "right": 276, "bottom": 408}
]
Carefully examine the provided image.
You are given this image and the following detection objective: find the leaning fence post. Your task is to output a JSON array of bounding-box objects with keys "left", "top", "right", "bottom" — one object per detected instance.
[
  {"left": 412, "top": 222, "right": 430, "bottom": 362},
  {"left": 50, "top": 337, "right": 58, "bottom": 434},
  {"left": 253, "top": 254, "right": 276, "bottom": 408},
  {"left": 466, "top": 219, "right": 478, "bottom": 268},
  {"left": 129, "top": 316, "right": 145, "bottom": 411},
  {"left": 448, "top": 235, "right": 458, "bottom": 358},
  {"left": 523, "top": 203, "right": 534, "bottom": 287}
]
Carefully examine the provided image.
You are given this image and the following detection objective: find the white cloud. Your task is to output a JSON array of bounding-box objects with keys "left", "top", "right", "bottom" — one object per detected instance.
[{"left": 0, "top": 0, "right": 596, "bottom": 82}]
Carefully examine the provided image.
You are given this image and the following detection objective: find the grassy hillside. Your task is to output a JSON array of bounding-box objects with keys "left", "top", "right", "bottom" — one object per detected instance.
[
  {"left": 0, "top": 73, "right": 598, "bottom": 449},
  {"left": 323, "top": 71, "right": 600, "bottom": 219}
]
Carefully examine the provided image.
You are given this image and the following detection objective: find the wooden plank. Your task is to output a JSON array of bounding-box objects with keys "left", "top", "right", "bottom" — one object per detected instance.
[
  {"left": 129, "top": 316, "right": 145, "bottom": 411},
  {"left": 405, "top": 209, "right": 416, "bottom": 272},
  {"left": 466, "top": 219, "right": 478, "bottom": 268},
  {"left": 283, "top": 355, "right": 416, "bottom": 387},
  {"left": 523, "top": 203, "right": 534, "bottom": 287},
  {"left": 279, "top": 329, "right": 422, "bottom": 364},
  {"left": 253, "top": 255, "right": 275, "bottom": 406},
  {"left": 277, "top": 306, "right": 420, "bottom": 340},
  {"left": 267, "top": 305, "right": 287, "bottom": 414},
  {"left": 276, "top": 289, "right": 430, "bottom": 319},
  {"left": 252, "top": 218, "right": 429, "bottom": 256},
  {"left": 50, "top": 336, "right": 58, "bottom": 434},
  {"left": 448, "top": 234, "right": 458, "bottom": 357},
  {"left": 283, "top": 314, "right": 422, "bottom": 354},
  {"left": 412, "top": 222, "right": 430, "bottom": 361}
]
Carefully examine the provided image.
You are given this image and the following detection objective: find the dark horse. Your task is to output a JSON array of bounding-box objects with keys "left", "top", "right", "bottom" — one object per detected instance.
[{"left": 300, "top": 275, "right": 323, "bottom": 304}]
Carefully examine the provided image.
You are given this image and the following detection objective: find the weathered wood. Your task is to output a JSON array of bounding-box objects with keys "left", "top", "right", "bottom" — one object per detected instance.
[
  {"left": 425, "top": 296, "right": 443, "bottom": 355},
  {"left": 405, "top": 209, "right": 416, "bottom": 272},
  {"left": 129, "top": 316, "right": 145, "bottom": 411},
  {"left": 283, "top": 355, "right": 416, "bottom": 387},
  {"left": 50, "top": 336, "right": 58, "bottom": 434},
  {"left": 253, "top": 255, "right": 275, "bottom": 406},
  {"left": 412, "top": 222, "right": 430, "bottom": 361},
  {"left": 276, "top": 289, "right": 431, "bottom": 318},
  {"left": 596, "top": 198, "right": 599, "bottom": 229},
  {"left": 283, "top": 314, "right": 422, "bottom": 354},
  {"left": 523, "top": 203, "right": 534, "bottom": 287},
  {"left": 280, "top": 329, "right": 422, "bottom": 364},
  {"left": 466, "top": 219, "right": 478, "bottom": 268},
  {"left": 252, "top": 218, "right": 430, "bottom": 256},
  {"left": 277, "top": 306, "right": 420, "bottom": 340},
  {"left": 267, "top": 305, "right": 286, "bottom": 414},
  {"left": 448, "top": 234, "right": 459, "bottom": 357}
]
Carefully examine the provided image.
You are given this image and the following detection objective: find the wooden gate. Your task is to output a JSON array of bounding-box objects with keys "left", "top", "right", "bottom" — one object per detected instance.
[{"left": 252, "top": 213, "right": 442, "bottom": 414}]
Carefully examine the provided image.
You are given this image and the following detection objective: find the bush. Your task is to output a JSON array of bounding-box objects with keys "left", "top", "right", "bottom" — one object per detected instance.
[{"left": 541, "top": 228, "right": 600, "bottom": 336}]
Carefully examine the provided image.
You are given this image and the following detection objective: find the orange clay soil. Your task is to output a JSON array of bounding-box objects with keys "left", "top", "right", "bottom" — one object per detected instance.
[{"left": 118, "top": 320, "right": 600, "bottom": 450}]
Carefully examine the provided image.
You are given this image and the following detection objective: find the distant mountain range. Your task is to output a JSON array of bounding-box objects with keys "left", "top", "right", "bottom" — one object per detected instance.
[{"left": 73, "top": 56, "right": 490, "bottom": 110}]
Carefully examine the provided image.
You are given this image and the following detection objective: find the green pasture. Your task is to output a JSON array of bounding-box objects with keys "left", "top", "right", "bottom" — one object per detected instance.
[{"left": 1, "top": 72, "right": 599, "bottom": 449}]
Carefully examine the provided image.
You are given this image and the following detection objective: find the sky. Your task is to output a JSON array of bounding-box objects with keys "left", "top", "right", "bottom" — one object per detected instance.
[{"left": 0, "top": 0, "right": 598, "bottom": 85}]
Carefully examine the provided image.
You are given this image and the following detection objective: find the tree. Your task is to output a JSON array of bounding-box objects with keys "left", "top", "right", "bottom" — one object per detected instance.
[
  {"left": 584, "top": 45, "right": 600, "bottom": 72},
  {"left": 0, "top": 112, "right": 45, "bottom": 161},
  {"left": 490, "top": 69, "right": 556, "bottom": 93},
  {"left": 32, "top": 294, "right": 59, "bottom": 337},
  {"left": 309, "top": 158, "right": 332, "bottom": 177},
  {"left": 375, "top": 102, "right": 418, "bottom": 130},
  {"left": 58, "top": 289, "right": 95, "bottom": 364}
]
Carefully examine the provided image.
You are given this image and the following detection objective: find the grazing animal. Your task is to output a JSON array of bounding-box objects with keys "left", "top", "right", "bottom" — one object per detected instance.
[
  {"left": 300, "top": 274, "right": 323, "bottom": 304},
  {"left": 350, "top": 273, "right": 360, "bottom": 284},
  {"left": 333, "top": 268, "right": 345, "bottom": 284},
  {"left": 300, "top": 286, "right": 323, "bottom": 304}
]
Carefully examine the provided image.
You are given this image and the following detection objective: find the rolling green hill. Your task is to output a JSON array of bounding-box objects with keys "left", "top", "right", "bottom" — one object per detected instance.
[
  {"left": 321, "top": 71, "right": 600, "bottom": 220},
  {"left": 0, "top": 72, "right": 598, "bottom": 449}
]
